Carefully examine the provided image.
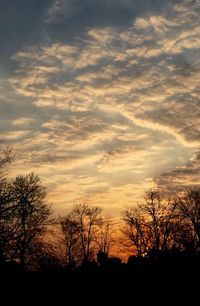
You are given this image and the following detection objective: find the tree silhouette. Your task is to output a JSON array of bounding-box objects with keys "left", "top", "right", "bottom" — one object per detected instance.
[
  {"left": 0, "top": 179, "right": 14, "bottom": 263},
  {"left": 0, "top": 148, "right": 14, "bottom": 263},
  {"left": 122, "top": 207, "right": 149, "bottom": 256},
  {"left": 174, "top": 188, "right": 200, "bottom": 253},
  {"left": 122, "top": 191, "right": 178, "bottom": 257},
  {"left": 169, "top": 220, "right": 194, "bottom": 254},
  {"left": 96, "top": 218, "right": 114, "bottom": 255},
  {"left": 60, "top": 215, "right": 82, "bottom": 269},
  {"left": 0, "top": 155, "right": 200, "bottom": 278},
  {"left": 140, "top": 191, "right": 177, "bottom": 255},
  {"left": 140, "top": 191, "right": 166, "bottom": 253},
  {"left": 0, "top": 148, "right": 13, "bottom": 179},
  {"left": 9, "top": 173, "right": 51, "bottom": 269},
  {"left": 71, "top": 203, "right": 102, "bottom": 262}
]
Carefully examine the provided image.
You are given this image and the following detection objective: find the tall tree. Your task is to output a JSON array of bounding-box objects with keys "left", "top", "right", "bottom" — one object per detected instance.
[
  {"left": 10, "top": 173, "right": 51, "bottom": 269},
  {"left": 0, "top": 179, "right": 14, "bottom": 262},
  {"left": 174, "top": 188, "right": 200, "bottom": 252},
  {"left": 0, "top": 148, "right": 14, "bottom": 262},
  {"left": 71, "top": 203, "right": 102, "bottom": 262},
  {"left": 122, "top": 207, "right": 149, "bottom": 256},
  {"left": 140, "top": 191, "right": 164, "bottom": 252},
  {"left": 122, "top": 191, "right": 177, "bottom": 256},
  {"left": 140, "top": 191, "right": 176, "bottom": 254},
  {"left": 96, "top": 218, "right": 114, "bottom": 255},
  {"left": 60, "top": 215, "right": 82, "bottom": 268}
]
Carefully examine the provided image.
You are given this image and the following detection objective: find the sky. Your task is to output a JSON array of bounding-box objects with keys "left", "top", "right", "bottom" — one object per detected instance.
[{"left": 1, "top": 0, "right": 200, "bottom": 216}]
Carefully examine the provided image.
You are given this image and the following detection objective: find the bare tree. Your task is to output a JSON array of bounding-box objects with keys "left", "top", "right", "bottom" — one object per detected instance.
[
  {"left": 169, "top": 220, "right": 195, "bottom": 254},
  {"left": 34, "top": 240, "right": 64, "bottom": 272},
  {"left": 60, "top": 215, "right": 82, "bottom": 268},
  {"left": 139, "top": 191, "right": 176, "bottom": 254},
  {"left": 71, "top": 203, "right": 102, "bottom": 262},
  {"left": 140, "top": 191, "right": 164, "bottom": 252},
  {"left": 122, "top": 191, "right": 177, "bottom": 257},
  {"left": 0, "top": 148, "right": 14, "bottom": 262},
  {"left": 122, "top": 207, "right": 149, "bottom": 256},
  {"left": 9, "top": 172, "right": 51, "bottom": 269},
  {"left": 96, "top": 218, "right": 114, "bottom": 255},
  {"left": 0, "top": 148, "right": 13, "bottom": 179},
  {"left": 174, "top": 188, "right": 200, "bottom": 252},
  {"left": 0, "top": 179, "right": 14, "bottom": 262}
]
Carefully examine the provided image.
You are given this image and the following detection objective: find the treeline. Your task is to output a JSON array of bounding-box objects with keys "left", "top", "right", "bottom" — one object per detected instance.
[{"left": 0, "top": 148, "right": 200, "bottom": 274}]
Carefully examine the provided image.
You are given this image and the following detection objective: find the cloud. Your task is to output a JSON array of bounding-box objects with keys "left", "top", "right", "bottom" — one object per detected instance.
[
  {"left": 155, "top": 151, "right": 200, "bottom": 196},
  {"left": 10, "top": 3, "right": 200, "bottom": 139},
  {"left": 2, "top": 0, "right": 200, "bottom": 214},
  {"left": 12, "top": 117, "right": 35, "bottom": 126},
  {"left": 1, "top": 130, "right": 30, "bottom": 141}
]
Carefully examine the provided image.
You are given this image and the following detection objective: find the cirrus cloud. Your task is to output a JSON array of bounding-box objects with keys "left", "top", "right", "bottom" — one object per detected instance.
[{"left": 1, "top": 0, "right": 200, "bottom": 214}]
